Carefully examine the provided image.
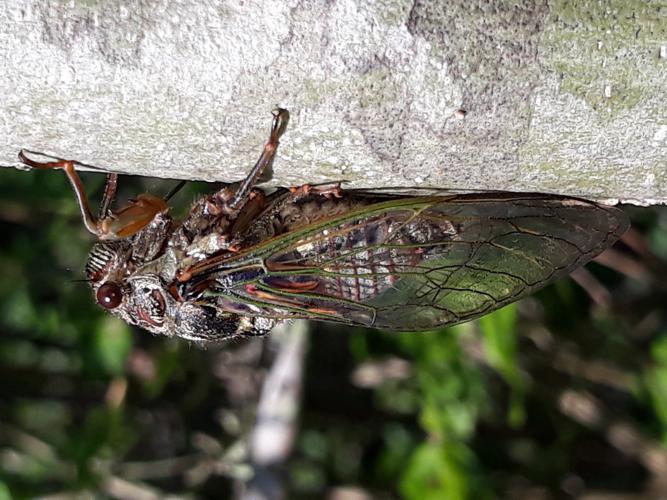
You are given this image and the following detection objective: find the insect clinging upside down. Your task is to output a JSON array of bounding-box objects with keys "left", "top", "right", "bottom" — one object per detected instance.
[{"left": 18, "top": 109, "right": 629, "bottom": 343}]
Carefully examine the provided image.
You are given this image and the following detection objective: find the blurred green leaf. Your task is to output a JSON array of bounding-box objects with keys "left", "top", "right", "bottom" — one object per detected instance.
[
  {"left": 643, "top": 332, "right": 667, "bottom": 444},
  {"left": 142, "top": 341, "right": 186, "bottom": 398},
  {"left": 377, "top": 423, "right": 415, "bottom": 480},
  {"left": 400, "top": 440, "right": 489, "bottom": 500},
  {"left": 300, "top": 429, "right": 328, "bottom": 461},
  {"left": 90, "top": 317, "right": 133, "bottom": 377},
  {"left": 479, "top": 303, "right": 526, "bottom": 427},
  {"left": 64, "top": 406, "right": 133, "bottom": 487},
  {"left": 649, "top": 209, "right": 667, "bottom": 259},
  {"left": 392, "top": 327, "right": 489, "bottom": 498},
  {"left": 2, "top": 287, "right": 36, "bottom": 332},
  {"left": 0, "top": 482, "right": 12, "bottom": 500},
  {"left": 398, "top": 327, "right": 486, "bottom": 440}
]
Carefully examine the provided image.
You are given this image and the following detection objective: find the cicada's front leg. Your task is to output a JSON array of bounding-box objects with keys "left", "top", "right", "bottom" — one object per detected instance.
[{"left": 18, "top": 150, "right": 168, "bottom": 240}]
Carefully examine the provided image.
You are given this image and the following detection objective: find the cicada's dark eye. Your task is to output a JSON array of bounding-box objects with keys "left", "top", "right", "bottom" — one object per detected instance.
[{"left": 97, "top": 282, "right": 123, "bottom": 309}]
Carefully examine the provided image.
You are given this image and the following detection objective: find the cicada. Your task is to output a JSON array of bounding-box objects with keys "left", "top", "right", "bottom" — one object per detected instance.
[{"left": 18, "top": 109, "right": 629, "bottom": 342}]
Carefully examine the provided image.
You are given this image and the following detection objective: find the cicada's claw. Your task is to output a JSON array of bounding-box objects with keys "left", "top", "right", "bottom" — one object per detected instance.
[
  {"left": 18, "top": 150, "right": 73, "bottom": 171},
  {"left": 270, "top": 108, "right": 290, "bottom": 142}
]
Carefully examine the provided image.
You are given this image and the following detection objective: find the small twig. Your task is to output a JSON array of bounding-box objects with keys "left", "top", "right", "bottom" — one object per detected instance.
[
  {"left": 558, "top": 390, "right": 667, "bottom": 477},
  {"left": 570, "top": 267, "right": 612, "bottom": 308},
  {"left": 101, "top": 475, "right": 167, "bottom": 500},
  {"left": 117, "top": 454, "right": 205, "bottom": 481},
  {"left": 594, "top": 247, "right": 651, "bottom": 282}
]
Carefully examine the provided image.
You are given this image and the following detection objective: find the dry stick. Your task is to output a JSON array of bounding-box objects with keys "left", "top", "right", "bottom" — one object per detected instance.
[
  {"left": 238, "top": 320, "right": 309, "bottom": 500},
  {"left": 101, "top": 475, "right": 164, "bottom": 500},
  {"left": 559, "top": 389, "right": 667, "bottom": 492}
]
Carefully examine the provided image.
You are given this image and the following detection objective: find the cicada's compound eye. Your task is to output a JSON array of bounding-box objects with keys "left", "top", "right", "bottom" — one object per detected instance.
[{"left": 96, "top": 282, "right": 123, "bottom": 309}]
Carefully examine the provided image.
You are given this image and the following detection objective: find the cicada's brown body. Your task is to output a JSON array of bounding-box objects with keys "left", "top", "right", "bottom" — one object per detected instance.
[{"left": 19, "top": 110, "right": 629, "bottom": 343}]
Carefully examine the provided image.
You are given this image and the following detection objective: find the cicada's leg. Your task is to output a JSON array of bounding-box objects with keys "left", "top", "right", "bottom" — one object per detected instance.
[
  {"left": 18, "top": 150, "right": 167, "bottom": 240},
  {"left": 230, "top": 108, "right": 289, "bottom": 209},
  {"left": 205, "top": 108, "right": 289, "bottom": 216},
  {"left": 101, "top": 194, "right": 168, "bottom": 239},
  {"left": 18, "top": 150, "right": 101, "bottom": 235},
  {"left": 179, "top": 185, "right": 268, "bottom": 258},
  {"left": 182, "top": 108, "right": 289, "bottom": 248},
  {"left": 228, "top": 188, "right": 267, "bottom": 234},
  {"left": 288, "top": 182, "right": 344, "bottom": 200},
  {"left": 98, "top": 172, "right": 118, "bottom": 220},
  {"left": 243, "top": 284, "right": 342, "bottom": 317}
]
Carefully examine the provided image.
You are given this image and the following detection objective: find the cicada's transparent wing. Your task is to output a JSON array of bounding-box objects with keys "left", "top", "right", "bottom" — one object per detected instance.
[{"left": 194, "top": 195, "right": 629, "bottom": 331}]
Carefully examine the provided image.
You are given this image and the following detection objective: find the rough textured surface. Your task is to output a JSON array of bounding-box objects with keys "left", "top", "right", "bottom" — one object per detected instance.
[{"left": 0, "top": 0, "right": 665, "bottom": 204}]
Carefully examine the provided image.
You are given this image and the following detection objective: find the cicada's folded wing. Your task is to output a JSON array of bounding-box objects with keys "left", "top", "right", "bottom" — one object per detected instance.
[{"left": 193, "top": 195, "right": 629, "bottom": 331}]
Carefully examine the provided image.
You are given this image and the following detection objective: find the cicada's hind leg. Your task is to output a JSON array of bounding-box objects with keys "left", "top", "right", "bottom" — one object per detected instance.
[{"left": 230, "top": 108, "right": 289, "bottom": 209}]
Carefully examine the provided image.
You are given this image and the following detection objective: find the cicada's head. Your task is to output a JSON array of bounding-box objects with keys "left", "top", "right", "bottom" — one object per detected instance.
[
  {"left": 85, "top": 238, "right": 178, "bottom": 337},
  {"left": 85, "top": 238, "right": 276, "bottom": 342}
]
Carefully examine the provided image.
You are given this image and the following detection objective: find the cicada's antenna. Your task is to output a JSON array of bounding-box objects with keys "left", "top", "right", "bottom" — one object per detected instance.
[{"left": 164, "top": 180, "right": 187, "bottom": 202}]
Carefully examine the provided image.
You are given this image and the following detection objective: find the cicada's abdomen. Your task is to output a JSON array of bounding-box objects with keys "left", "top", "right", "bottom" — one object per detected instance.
[{"left": 264, "top": 204, "right": 459, "bottom": 302}]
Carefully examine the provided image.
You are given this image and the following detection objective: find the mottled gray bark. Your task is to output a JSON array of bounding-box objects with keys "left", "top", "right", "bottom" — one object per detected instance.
[{"left": 1, "top": 1, "right": 665, "bottom": 204}]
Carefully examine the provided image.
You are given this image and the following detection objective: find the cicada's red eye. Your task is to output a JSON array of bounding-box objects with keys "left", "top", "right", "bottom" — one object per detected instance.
[{"left": 97, "top": 282, "right": 123, "bottom": 309}]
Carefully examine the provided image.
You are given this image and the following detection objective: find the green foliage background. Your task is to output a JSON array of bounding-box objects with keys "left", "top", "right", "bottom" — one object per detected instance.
[{"left": 1, "top": 167, "right": 666, "bottom": 498}]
